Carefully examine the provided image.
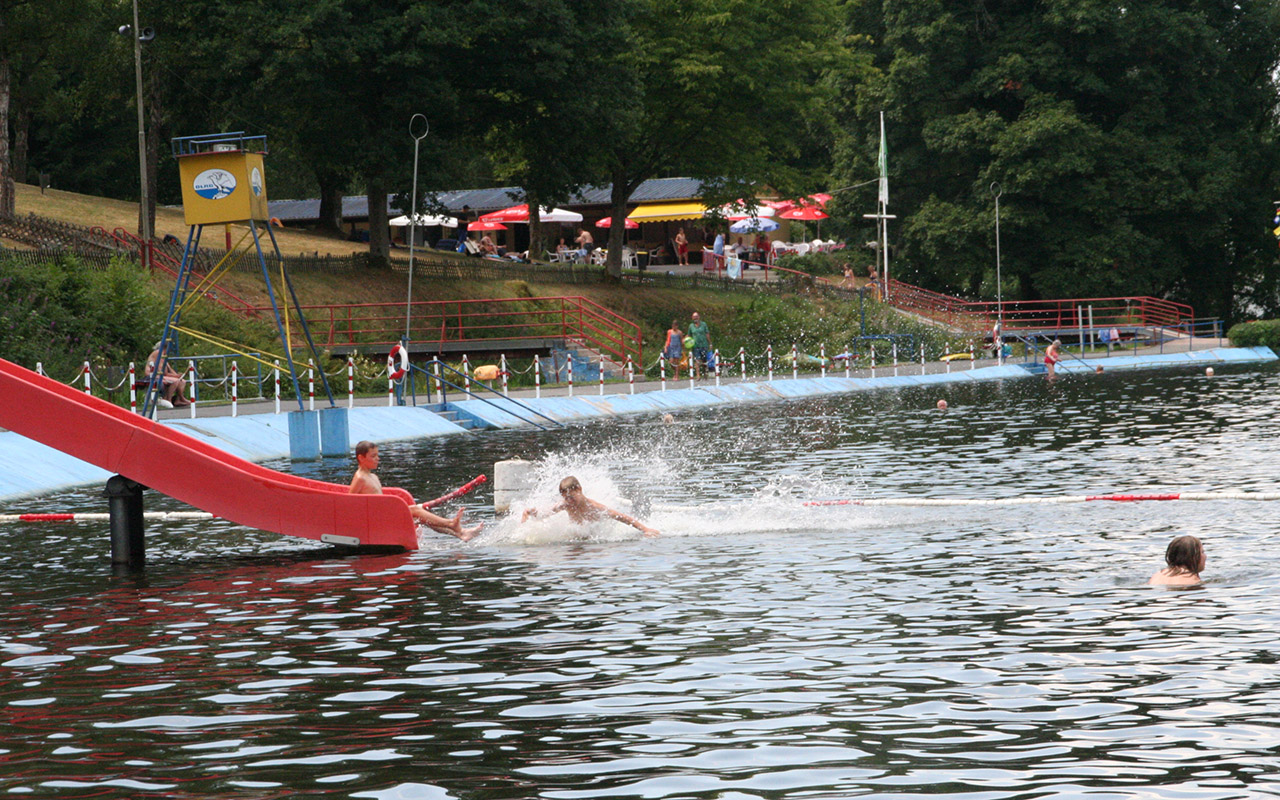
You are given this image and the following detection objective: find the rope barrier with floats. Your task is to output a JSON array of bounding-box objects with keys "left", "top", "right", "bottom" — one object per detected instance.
[
  {"left": 3, "top": 475, "right": 489, "bottom": 524},
  {"left": 422, "top": 474, "right": 487, "bottom": 509},
  {"left": 803, "top": 491, "right": 1280, "bottom": 508}
]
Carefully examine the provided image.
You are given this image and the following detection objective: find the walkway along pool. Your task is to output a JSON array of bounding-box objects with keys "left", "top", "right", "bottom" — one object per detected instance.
[{"left": 1, "top": 359, "right": 1279, "bottom": 797}]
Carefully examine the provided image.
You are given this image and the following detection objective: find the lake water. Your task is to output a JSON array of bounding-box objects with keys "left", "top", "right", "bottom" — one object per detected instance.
[{"left": 3, "top": 363, "right": 1280, "bottom": 799}]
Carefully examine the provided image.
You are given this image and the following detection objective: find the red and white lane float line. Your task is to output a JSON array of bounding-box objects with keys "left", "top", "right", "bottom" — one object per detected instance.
[
  {"left": 0, "top": 511, "right": 216, "bottom": 523},
  {"left": 3, "top": 475, "right": 490, "bottom": 524},
  {"left": 803, "top": 491, "right": 1280, "bottom": 508}
]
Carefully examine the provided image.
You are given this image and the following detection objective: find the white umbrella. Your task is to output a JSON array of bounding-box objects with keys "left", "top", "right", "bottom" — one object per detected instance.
[
  {"left": 730, "top": 217, "right": 779, "bottom": 233},
  {"left": 390, "top": 213, "right": 457, "bottom": 227}
]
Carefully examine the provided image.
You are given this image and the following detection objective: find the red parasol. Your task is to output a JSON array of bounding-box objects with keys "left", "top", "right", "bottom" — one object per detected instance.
[
  {"left": 778, "top": 205, "right": 829, "bottom": 221},
  {"left": 468, "top": 220, "right": 507, "bottom": 231},
  {"left": 595, "top": 217, "right": 640, "bottom": 229}
]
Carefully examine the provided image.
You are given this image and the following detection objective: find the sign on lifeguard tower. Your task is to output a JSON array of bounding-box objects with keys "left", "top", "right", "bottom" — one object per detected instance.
[{"left": 172, "top": 132, "right": 269, "bottom": 226}]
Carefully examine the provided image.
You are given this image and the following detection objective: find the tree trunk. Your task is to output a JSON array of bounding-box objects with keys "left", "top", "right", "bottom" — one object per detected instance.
[
  {"left": 316, "top": 169, "right": 344, "bottom": 234},
  {"left": 527, "top": 190, "right": 542, "bottom": 261},
  {"left": 0, "top": 56, "right": 14, "bottom": 218},
  {"left": 12, "top": 108, "right": 29, "bottom": 184},
  {"left": 605, "top": 168, "right": 631, "bottom": 281},
  {"left": 366, "top": 177, "right": 391, "bottom": 264}
]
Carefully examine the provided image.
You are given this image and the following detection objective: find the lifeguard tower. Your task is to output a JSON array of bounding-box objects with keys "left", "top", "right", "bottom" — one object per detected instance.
[{"left": 146, "top": 132, "right": 340, "bottom": 453}]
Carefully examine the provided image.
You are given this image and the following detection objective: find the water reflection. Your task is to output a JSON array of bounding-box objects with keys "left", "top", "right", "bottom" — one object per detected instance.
[{"left": 1, "top": 363, "right": 1278, "bottom": 798}]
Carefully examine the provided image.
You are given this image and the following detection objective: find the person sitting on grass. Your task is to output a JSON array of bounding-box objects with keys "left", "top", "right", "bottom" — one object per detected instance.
[
  {"left": 1149, "top": 534, "right": 1205, "bottom": 586},
  {"left": 521, "top": 476, "right": 659, "bottom": 537},
  {"left": 348, "top": 441, "right": 483, "bottom": 541}
]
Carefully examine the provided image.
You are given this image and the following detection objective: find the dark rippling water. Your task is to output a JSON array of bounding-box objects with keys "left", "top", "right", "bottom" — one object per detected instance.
[{"left": 3, "top": 364, "right": 1280, "bottom": 799}]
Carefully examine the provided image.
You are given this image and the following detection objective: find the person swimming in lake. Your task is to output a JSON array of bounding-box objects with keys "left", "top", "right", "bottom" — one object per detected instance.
[
  {"left": 521, "top": 476, "right": 659, "bottom": 537},
  {"left": 1149, "top": 534, "right": 1205, "bottom": 586},
  {"left": 348, "top": 441, "right": 483, "bottom": 541}
]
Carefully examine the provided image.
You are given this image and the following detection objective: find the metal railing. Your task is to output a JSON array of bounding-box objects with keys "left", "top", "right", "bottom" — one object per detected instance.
[
  {"left": 408, "top": 359, "right": 564, "bottom": 431},
  {"left": 265, "top": 296, "right": 644, "bottom": 367}
]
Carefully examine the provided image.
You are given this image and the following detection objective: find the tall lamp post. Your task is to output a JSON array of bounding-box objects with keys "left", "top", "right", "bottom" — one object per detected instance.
[
  {"left": 121, "top": 1, "right": 154, "bottom": 266},
  {"left": 404, "top": 114, "right": 429, "bottom": 342},
  {"left": 991, "top": 182, "right": 1003, "bottom": 364}
]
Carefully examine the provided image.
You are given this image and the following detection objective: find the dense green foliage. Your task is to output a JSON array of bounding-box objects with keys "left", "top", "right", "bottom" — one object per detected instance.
[
  {"left": 0, "top": 252, "right": 278, "bottom": 380},
  {"left": 3, "top": 0, "right": 1280, "bottom": 319},
  {"left": 1227, "top": 319, "right": 1280, "bottom": 349}
]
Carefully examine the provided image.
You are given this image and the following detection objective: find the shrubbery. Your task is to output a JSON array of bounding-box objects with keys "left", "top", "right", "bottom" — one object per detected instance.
[{"left": 1227, "top": 319, "right": 1280, "bottom": 349}]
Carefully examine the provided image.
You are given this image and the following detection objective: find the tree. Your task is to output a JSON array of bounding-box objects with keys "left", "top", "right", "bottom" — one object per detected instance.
[
  {"left": 594, "top": 0, "right": 848, "bottom": 279},
  {"left": 836, "top": 0, "right": 1280, "bottom": 318}
]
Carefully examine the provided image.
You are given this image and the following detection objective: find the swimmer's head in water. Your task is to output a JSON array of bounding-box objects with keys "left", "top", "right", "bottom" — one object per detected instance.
[
  {"left": 1165, "top": 534, "right": 1205, "bottom": 574},
  {"left": 559, "top": 476, "right": 583, "bottom": 497}
]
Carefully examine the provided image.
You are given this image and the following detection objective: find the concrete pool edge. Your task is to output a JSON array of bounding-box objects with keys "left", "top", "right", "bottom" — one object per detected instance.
[{"left": 1, "top": 345, "right": 1273, "bottom": 501}]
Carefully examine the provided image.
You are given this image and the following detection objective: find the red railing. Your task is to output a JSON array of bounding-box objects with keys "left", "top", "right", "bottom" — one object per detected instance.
[
  {"left": 883, "top": 278, "right": 1194, "bottom": 334},
  {"left": 252, "top": 296, "right": 644, "bottom": 366},
  {"left": 95, "top": 226, "right": 257, "bottom": 316}
]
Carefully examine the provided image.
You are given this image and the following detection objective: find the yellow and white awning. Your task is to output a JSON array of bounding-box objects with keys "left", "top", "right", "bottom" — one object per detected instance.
[{"left": 626, "top": 202, "right": 707, "bottom": 223}]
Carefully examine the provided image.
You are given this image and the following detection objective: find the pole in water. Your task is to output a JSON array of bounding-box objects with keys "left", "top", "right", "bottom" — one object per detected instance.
[{"left": 103, "top": 475, "right": 145, "bottom": 571}]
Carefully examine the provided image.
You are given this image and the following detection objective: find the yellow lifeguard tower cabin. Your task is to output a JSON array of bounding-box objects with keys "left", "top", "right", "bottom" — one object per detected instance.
[{"left": 173, "top": 131, "right": 269, "bottom": 226}]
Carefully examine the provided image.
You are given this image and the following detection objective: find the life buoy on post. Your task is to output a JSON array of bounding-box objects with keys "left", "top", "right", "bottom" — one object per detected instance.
[{"left": 387, "top": 345, "right": 410, "bottom": 380}]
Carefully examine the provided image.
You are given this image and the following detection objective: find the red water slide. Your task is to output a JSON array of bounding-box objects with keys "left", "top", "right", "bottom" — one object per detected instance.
[{"left": 0, "top": 358, "right": 419, "bottom": 549}]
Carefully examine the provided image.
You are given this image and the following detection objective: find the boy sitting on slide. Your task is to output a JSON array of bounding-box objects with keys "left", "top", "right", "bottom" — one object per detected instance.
[{"left": 348, "top": 441, "right": 483, "bottom": 541}]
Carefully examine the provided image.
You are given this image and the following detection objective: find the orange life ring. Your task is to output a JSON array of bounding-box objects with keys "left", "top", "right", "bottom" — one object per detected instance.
[{"left": 387, "top": 345, "right": 410, "bottom": 380}]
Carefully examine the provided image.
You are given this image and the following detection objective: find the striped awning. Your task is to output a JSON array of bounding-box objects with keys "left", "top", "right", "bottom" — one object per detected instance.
[{"left": 626, "top": 201, "right": 707, "bottom": 222}]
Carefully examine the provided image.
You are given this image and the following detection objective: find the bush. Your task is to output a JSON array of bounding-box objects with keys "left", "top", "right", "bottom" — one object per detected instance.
[{"left": 1227, "top": 319, "right": 1280, "bottom": 349}]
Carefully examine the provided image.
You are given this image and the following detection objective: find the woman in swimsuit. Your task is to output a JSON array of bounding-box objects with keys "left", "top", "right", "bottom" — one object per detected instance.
[
  {"left": 1044, "top": 338, "right": 1063, "bottom": 378},
  {"left": 663, "top": 320, "right": 683, "bottom": 379}
]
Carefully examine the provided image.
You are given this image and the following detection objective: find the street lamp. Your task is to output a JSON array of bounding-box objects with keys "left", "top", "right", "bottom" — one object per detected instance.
[
  {"left": 119, "top": 1, "right": 155, "bottom": 265},
  {"left": 991, "top": 182, "right": 1003, "bottom": 364},
  {"left": 404, "top": 114, "right": 429, "bottom": 342}
]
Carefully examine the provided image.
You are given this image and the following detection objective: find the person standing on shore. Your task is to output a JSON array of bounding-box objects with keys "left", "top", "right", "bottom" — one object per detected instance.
[
  {"left": 688, "top": 311, "right": 712, "bottom": 379},
  {"left": 663, "top": 319, "right": 684, "bottom": 380}
]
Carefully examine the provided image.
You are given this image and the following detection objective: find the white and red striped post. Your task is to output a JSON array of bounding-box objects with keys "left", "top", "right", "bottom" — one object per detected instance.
[
  {"left": 791, "top": 343, "right": 798, "bottom": 380},
  {"left": 500, "top": 354, "right": 509, "bottom": 396},
  {"left": 567, "top": 355, "right": 574, "bottom": 396},
  {"left": 969, "top": 342, "right": 975, "bottom": 370},
  {"left": 534, "top": 354, "right": 542, "bottom": 398},
  {"left": 274, "top": 360, "right": 281, "bottom": 414},
  {"left": 128, "top": 362, "right": 138, "bottom": 414},
  {"left": 187, "top": 360, "right": 197, "bottom": 417},
  {"left": 945, "top": 344, "right": 951, "bottom": 373},
  {"left": 388, "top": 365, "right": 395, "bottom": 406},
  {"left": 714, "top": 348, "right": 721, "bottom": 387},
  {"left": 626, "top": 354, "right": 635, "bottom": 394},
  {"left": 35, "top": 362, "right": 43, "bottom": 377},
  {"left": 739, "top": 346, "right": 746, "bottom": 382},
  {"left": 347, "top": 357, "right": 355, "bottom": 408},
  {"left": 767, "top": 344, "right": 774, "bottom": 381},
  {"left": 920, "top": 342, "right": 926, "bottom": 374},
  {"left": 820, "top": 343, "right": 827, "bottom": 379},
  {"left": 844, "top": 345, "right": 851, "bottom": 379},
  {"left": 308, "top": 358, "right": 315, "bottom": 411},
  {"left": 892, "top": 342, "right": 899, "bottom": 376},
  {"left": 82, "top": 361, "right": 91, "bottom": 395},
  {"left": 231, "top": 361, "right": 239, "bottom": 417},
  {"left": 870, "top": 344, "right": 877, "bottom": 374},
  {"left": 599, "top": 353, "right": 605, "bottom": 396},
  {"left": 462, "top": 354, "right": 471, "bottom": 393},
  {"left": 432, "top": 358, "right": 442, "bottom": 398},
  {"left": 660, "top": 355, "right": 667, "bottom": 391}
]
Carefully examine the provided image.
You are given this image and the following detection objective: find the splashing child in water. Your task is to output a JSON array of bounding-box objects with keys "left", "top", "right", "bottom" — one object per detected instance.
[
  {"left": 522, "top": 476, "right": 659, "bottom": 537},
  {"left": 1149, "top": 534, "right": 1205, "bottom": 586}
]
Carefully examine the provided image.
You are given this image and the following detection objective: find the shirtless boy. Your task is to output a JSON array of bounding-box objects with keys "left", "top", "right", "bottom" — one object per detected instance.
[
  {"left": 1149, "top": 534, "right": 1205, "bottom": 586},
  {"left": 522, "top": 476, "right": 659, "bottom": 537},
  {"left": 348, "top": 441, "right": 483, "bottom": 541}
]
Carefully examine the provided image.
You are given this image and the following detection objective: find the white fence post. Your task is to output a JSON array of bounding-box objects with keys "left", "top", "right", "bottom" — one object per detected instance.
[
  {"left": 188, "top": 360, "right": 197, "bottom": 417},
  {"left": 945, "top": 343, "right": 951, "bottom": 373},
  {"left": 308, "top": 359, "right": 315, "bottom": 411},
  {"left": 500, "top": 354, "right": 509, "bottom": 396},
  {"left": 534, "top": 354, "right": 542, "bottom": 398},
  {"left": 274, "top": 360, "right": 281, "bottom": 413},
  {"left": 347, "top": 356, "right": 354, "bottom": 408},
  {"left": 627, "top": 354, "right": 635, "bottom": 394},
  {"left": 969, "top": 342, "right": 975, "bottom": 370},
  {"left": 660, "top": 355, "right": 667, "bottom": 391},
  {"left": 714, "top": 348, "right": 721, "bottom": 387},
  {"left": 128, "top": 362, "right": 138, "bottom": 414},
  {"left": 231, "top": 361, "right": 239, "bottom": 417},
  {"left": 767, "top": 344, "right": 774, "bottom": 381},
  {"left": 739, "top": 346, "right": 746, "bottom": 382},
  {"left": 820, "top": 343, "right": 826, "bottom": 379},
  {"left": 83, "top": 360, "right": 91, "bottom": 395},
  {"left": 567, "top": 355, "right": 574, "bottom": 397},
  {"left": 462, "top": 354, "right": 471, "bottom": 393},
  {"left": 599, "top": 353, "right": 605, "bottom": 396},
  {"left": 870, "top": 344, "right": 877, "bottom": 373},
  {"left": 791, "top": 343, "right": 798, "bottom": 380}
]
